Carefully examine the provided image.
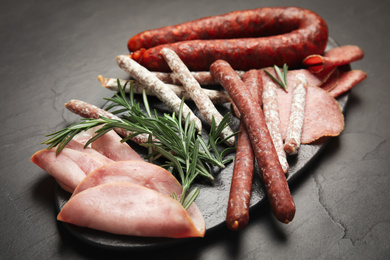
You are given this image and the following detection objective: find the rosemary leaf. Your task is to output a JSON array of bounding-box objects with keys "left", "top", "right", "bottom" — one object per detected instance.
[{"left": 42, "top": 80, "right": 234, "bottom": 208}]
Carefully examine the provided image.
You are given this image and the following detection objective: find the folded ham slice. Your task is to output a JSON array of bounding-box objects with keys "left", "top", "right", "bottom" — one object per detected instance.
[
  {"left": 73, "top": 160, "right": 183, "bottom": 197},
  {"left": 90, "top": 130, "right": 144, "bottom": 162},
  {"left": 58, "top": 182, "right": 205, "bottom": 238},
  {"left": 31, "top": 146, "right": 110, "bottom": 192},
  {"left": 70, "top": 160, "right": 206, "bottom": 237}
]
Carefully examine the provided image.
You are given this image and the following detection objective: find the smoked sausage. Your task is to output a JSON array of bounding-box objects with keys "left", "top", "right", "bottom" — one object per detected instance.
[
  {"left": 226, "top": 70, "right": 263, "bottom": 230},
  {"left": 128, "top": 7, "right": 328, "bottom": 72},
  {"left": 211, "top": 60, "right": 295, "bottom": 224}
]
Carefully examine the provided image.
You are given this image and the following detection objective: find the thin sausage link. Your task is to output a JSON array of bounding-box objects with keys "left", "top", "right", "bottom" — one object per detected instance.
[
  {"left": 211, "top": 60, "right": 295, "bottom": 224},
  {"left": 160, "top": 48, "right": 235, "bottom": 146},
  {"left": 98, "top": 75, "right": 231, "bottom": 104},
  {"left": 226, "top": 70, "right": 262, "bottom": 230},
  {"left": 284, "top": 74, "right": 307, "bottom": 155},
  {"left": 262, "top": 81, "right": 289, "bottom": 173},
  {"left": 116, "top": 55, "right": 203, "bottom": 133}
]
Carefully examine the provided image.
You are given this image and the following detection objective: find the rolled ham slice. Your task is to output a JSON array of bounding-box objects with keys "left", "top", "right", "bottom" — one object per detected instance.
[{"left": 58, "top": 182, "right": 206, "bottom": 238}]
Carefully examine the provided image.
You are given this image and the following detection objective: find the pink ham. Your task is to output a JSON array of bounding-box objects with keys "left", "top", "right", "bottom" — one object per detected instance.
[
  {"left": 72, "top": 161, "right": 183, "bottom": 197},
  {"left": 62, "top": 139, "right": 114, "bottom": 164},
  {"left": 31, "top": 147, "right": 108, "bottom": 192},
  {"left": 90, "top": 130, "right": 144, "bottom": 162},
  {"left": 71, "top": 160, "right": 206, "bottom": 236},
  {"left": 57, "top": 182, "right": 206, "bottom": 238}
]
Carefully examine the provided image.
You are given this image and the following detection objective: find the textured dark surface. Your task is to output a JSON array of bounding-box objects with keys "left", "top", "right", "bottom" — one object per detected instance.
[{"left": 1, "top": 0, "right": 389, "bottom": 259}]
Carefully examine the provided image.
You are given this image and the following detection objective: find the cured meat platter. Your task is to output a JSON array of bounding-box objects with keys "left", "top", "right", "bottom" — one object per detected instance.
[{"left": 54, "top": 37, "right": 349, "bottom": 250}]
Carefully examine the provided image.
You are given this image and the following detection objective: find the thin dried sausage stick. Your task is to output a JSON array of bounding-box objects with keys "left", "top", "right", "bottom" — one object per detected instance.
[
  {"left": 116, "top": 55, "right": 203, "bottom": 133},
  {"left": 226, "top": 70, "right": 262, "bottom": 230},
  {"left": 284, "top": 74, "right": 308, "bottom": 155},
  {"left": 65, "top": 99, "right": 152, "bottom": 145},
  {"left": 262, "top": 81, "right": 289, "bottom": 173},
  {"left": 128, "top": 7, "right": 328, "bottom": 71},
  {"left": 97, "top": 75, "right": 231, "bottom": 104},
  {"left": 151, "top": 71, "right": 245, "bottom": 86},
  {"left": 211, "top": 60, "right": 295, "bottom": 223},
  {"left": 160, "top": 48, "right": 235, "bottom": 146}
]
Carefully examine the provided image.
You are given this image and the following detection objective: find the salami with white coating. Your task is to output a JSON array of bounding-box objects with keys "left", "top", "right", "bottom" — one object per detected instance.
[
  {"left": 116, "top": 55, "right": 203, "bottom": 133},
  {"left": 284, "top": 73, "right": 307, "bottom": 155},
  {"left": 160, "top": 48, "right": 235, "bottom": 146},
  {"left": 262, "top": 81, "right": 289, "bottom": 173}
]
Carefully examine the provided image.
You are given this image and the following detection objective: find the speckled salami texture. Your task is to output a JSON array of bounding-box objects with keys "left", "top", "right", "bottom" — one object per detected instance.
[
  {"left": 160, "top": 48, "right": 235, "bottom": 146},
  {"left": 128, "top": 7, "right": 328, "bottom": 72},
  {"left": 151, "top": 70, "right": 245, "bottom": 86},
  {"left": 64, "top": 99, "right": 151, "bottom": 145},
  {"left": 284, "top": 74, "right": 307, "bottom": 155},
  {"left": 116, "top": 55, "right": 202, "bottom": 133},
  {"left": 211, "top": 60, "right": 295, "bottom": 224},
  {"left": 225, "top": 70, "right": 262, "bottom": 230},
  {"left": 98, "top": 76, "right": 231, "bottom": 104},
  {"left": 262, "top": 82, "right": 289, "bottom": 173}
]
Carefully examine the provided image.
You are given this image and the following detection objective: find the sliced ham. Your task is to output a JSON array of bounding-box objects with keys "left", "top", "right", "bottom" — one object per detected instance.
[
  {"left": 72, "top": 160, "right": 183, "bottom": 197},
  {"left": 90, "top": 130, "right": 144, "bottom": 162},
  {"left": 57, "top": 182, "right": 205, "bottom": 238},
  {"left": 63, "top": 139, "right": 114, "bottom": 164},
  {"left": 71, "top": 160, "right": 206, "bottom": 236},
  {"left": 31, "top": 147, "right": 108, "bottom": 192}
]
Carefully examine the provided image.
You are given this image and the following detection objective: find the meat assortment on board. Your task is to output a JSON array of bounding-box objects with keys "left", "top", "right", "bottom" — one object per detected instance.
[{"left": 31, "top": 7, "right": 366, "bottom": 239}]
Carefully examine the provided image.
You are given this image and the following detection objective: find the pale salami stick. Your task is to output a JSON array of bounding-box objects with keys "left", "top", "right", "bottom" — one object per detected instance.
[
  {"left": 151, "top": 70, "right": 246, "bottom": 86},
  {"left": 262, "top": 81, "right": 289, "bottom": 173},
  {"left": 116, "top": 55, "right": 203, "bottom": 133},
  {"left": 284, "top": 74, "right": 307, "bottom": 155},
  {"left": 160, "top": 48, "right": 235, "bottom": 146},
  {"left": 210, "top": 60, "right": 295, "bottom": 224},
  {"left": 65, "top": 99, "right": 153, "bottom": 145},
  {"left": 98, "top": 75, "right": 231, "bottom": 104},
  {"left": 226, "top": 70, "right": 262, "bottom": 230}
]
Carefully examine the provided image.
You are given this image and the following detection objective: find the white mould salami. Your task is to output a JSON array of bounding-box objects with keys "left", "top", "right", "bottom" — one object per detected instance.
[
  {"left": 160, "top": 48, "right": 235, "bottom": 146},
  {"left": 262, "top": 81, "right": 289, "bottom": 173},
  {"left": 65, "top": 99, "right": 152, "bottom": 145},
  {"left": 284, "top": 74, "right": 307, "bottom": 155},
  {"left": 116, "top": 55, "right": 203, "bottom": 133},
  {"left": 98, "top": 75, "right": 231, "bottom": 104},
  {"left": 151, "top": 70, "right": 245, "bottom": 86}
]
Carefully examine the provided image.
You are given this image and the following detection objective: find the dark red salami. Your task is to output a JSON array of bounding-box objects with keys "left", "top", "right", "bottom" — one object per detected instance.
[
  {"left": 211, "top": 60, "right": 295, "bottom": 224},
  {"left": 128, "top": 7, "right": 328, "bottom": 71},
  {"left": 226, "top": 70, "right": 263, "bottom": 230}
]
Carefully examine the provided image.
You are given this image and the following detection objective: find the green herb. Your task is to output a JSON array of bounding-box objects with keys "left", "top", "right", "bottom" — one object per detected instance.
[
  {"left": 264, "top": 63, "right": 289, "bottom": 92},
  {"left": 42, "top": 80, "right": 235, "bottom": 209}
]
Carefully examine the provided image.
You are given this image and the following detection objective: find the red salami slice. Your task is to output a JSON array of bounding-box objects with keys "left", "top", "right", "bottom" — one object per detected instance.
[
  {"left": 276, "top": 83, "right": 344, "bottom": 144},
  {"left": 328, "top": 70, "right": 367, "bottom": 98}
]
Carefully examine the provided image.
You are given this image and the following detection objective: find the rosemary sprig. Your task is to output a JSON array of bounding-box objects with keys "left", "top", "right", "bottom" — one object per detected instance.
[
  {"left": 264, "top": 63, "right": 289, "bottom": 92},
  {"left": 42, "top": 80, "right": 235, "bottom": 209}
]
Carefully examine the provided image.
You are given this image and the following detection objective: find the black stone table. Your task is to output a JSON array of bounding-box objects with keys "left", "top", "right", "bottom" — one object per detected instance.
[{"left": 1, "top": 0, "right": 389, "bottom": 259}]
